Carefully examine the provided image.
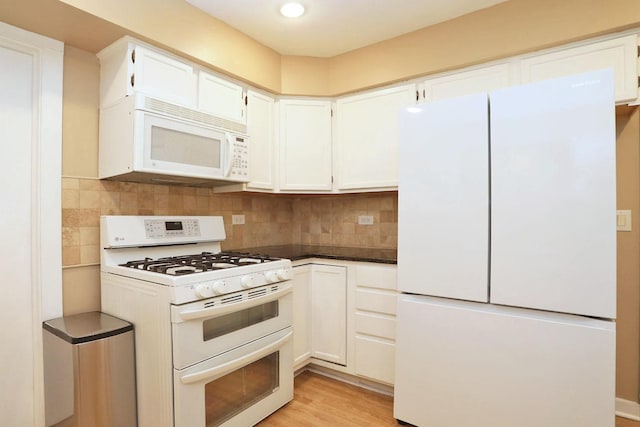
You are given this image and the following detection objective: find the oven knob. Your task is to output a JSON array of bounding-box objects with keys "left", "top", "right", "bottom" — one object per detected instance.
[
  {"left": 195, "top": 283, "right": 214, "bottom": 298},
  {"left": 264, "top": 271, "right": 278, "bottom": 283},
  {"left": 211, "top": 281, "right": 226, "bottom": 295},
  {"left": 277, "top": 268, "right": 292, "bottom": 280},
  {"left": 241, "top": 275, "right": 255, "bottom": 288}
]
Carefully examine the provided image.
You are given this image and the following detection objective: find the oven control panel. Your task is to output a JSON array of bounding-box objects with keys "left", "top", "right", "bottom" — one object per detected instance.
[{"left": 145, "top": 219, "right": 201, "bottom": 239}]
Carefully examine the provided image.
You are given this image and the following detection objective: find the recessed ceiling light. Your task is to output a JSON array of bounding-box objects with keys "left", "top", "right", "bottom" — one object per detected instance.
[{"left": 280, "top": 2, "right": 305, "bottom": 18}]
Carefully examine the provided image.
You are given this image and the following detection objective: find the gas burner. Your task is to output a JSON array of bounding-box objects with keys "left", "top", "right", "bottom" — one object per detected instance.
[{"left": 119, "top": 251, "right": 280, "bottom": 276}]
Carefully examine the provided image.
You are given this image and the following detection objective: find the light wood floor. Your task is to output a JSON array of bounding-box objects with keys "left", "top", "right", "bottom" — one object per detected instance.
[{"left": 258, "top": 370, "right": 640, "bottom": 427}]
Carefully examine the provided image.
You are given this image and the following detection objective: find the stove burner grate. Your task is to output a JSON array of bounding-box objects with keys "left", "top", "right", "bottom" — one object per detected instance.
[{"left": 119, "top": 251, "right": 279, "bottom": 276}]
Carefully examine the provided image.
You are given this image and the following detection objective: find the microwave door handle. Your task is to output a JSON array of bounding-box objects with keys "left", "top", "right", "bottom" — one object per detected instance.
[
  {"left": 224, "top": 132, "right": 234, "bottom": 177},
  {"left": 179, "top": 330, "right": 293, "bottom": 385}
]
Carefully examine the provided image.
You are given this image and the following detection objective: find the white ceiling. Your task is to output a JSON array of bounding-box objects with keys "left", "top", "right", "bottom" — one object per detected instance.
[{"left": 186, "top": 0, "right": 510, "bottom": 57}]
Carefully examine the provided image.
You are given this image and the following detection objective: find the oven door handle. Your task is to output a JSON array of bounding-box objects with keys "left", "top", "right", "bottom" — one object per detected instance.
[
  {"left": 176, "top": 283, "right": 292, "bottom": 322},
  {"left": 180, "top": 330, "right": 293, "bottom": 385}
]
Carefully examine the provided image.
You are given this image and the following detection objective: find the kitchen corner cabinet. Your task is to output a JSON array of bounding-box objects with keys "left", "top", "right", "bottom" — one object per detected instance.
[
  {"left": 334, "top": 84, "right": 416, "bottom": 191},
  {"left": 422, "top": 63, "right": 512, "bottom": 102},
  {"left": 519, "top": 34, "right": 638, "bottom": 103},
  {"left": 198, "top": 70, "right": 246, "bottom": 125},
  {"left": 277, "top": 99, "right": 333, "bottom": 191},
  {"left": 97, "top": 38, "right": 197, "bottom": 108},
  {"left": 353, "top": 264, "right": 397, "bottom": 385},
  {"left": 310, "top": 264, "right": 347, "bottom": 365},
  {"left": 292, "top": 264, "right": 312, "bottom": 368},
  {"left": 245, "top": 90, "right": 276, "bottom": 190}
]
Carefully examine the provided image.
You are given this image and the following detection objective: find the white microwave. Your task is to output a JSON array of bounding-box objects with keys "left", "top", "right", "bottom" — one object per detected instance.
[{"left": 99, "top": 95, "right": 249, "bottom": 185}]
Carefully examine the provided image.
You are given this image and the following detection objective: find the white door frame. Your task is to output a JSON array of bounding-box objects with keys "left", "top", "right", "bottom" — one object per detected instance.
[{"left": 0, "top": 21, "right": 63, "bottom": 426}]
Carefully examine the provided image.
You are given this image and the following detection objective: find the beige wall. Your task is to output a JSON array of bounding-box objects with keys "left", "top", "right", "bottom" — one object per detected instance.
[
  {"left": 328, "top": 0, "right": 640, "bottom": 94},
  {"left": 615, "top": 107, "right": 640, "bottom": 402}
]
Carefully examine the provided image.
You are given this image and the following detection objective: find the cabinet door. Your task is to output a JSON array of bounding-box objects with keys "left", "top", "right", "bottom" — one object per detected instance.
[
  {"left": 335, "top": 84, "right": 415, "bottom": 190},
  {"left": 519, "top": 34, "right": 638, "bottom": 102},
  {"left": 310, "top": 264, "right": 347, "bottom": 365},
  {"left": 292, "top": 265, "right": 312, "bottom": 367},
  {"left": 246, "top": 90, "right": 275, "bottom": 190},
  {"left": 132, "top": 45, "right": 196, "bottom": 107},
  {"left": 278, "top": 99, "right": 333, "bottom": 191},
  {"left": 423, "top": 63, "right": 511, "bottom": 101},
  {"left": 198, "top": 70, "right": 246, "bottom": 124}
]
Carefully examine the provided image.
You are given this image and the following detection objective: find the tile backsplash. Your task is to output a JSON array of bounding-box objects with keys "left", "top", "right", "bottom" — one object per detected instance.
[{"left": 61, "top": 177, "right": 398, "bottom": 267}]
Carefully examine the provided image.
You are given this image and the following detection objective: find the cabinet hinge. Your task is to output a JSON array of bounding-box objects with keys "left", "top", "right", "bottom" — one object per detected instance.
[
  {"left": 416, "top": 90, "right": 419, "bottom": 101},
  {"left": 130, "top": 73, "right": 135, "bottom": 87},
  {"left": 245, "top": 95, "right": 248, "bottom": 106},
  {"left": 131, "top": 48, "right": 135, "bottom": 64},
  {"left": 331, "top": 108, "right": 333, "bottom": 117},
  {"left": 331, "top": 175, "right": 334, "bottom": 184},
  {"left": 423, "top": 89, "right": 426, "bottom": 99}
]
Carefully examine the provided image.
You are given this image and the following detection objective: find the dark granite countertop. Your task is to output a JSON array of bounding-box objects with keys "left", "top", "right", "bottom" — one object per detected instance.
[{"left": 231, "top": 244, "right": 397, "bottom": 264}]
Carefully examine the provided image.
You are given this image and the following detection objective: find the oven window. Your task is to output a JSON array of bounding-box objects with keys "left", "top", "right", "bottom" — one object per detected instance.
[
  {"left": 205, "top": 351, "right": 279, "bottom": 426},
  {"left": 203, "top": 301, "right": 278, "bottom": 341}
]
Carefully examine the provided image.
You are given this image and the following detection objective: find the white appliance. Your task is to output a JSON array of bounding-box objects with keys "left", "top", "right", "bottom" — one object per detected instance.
[
  {"left": 99, "top": 94, "right": 249, "bottom": 185},
  {"left": 394, "top": 69, "right": 616, "bottom": 427},
  {"left": 100, "top": 215, "right": 293, "bottom": 427}
]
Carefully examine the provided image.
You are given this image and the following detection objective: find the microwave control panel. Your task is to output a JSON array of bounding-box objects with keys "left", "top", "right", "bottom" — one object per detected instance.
[{"left": 230, "top": 136, "right": 249, "bottom": 180}]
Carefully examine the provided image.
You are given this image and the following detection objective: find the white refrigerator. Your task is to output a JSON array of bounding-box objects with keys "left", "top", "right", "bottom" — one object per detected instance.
[{"left": 394, "top": 69, "right": 616, "bottom": 427}]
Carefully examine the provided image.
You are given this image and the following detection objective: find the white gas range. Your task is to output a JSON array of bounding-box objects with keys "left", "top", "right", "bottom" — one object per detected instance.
[{"left": 100, "top": 215, "right": 294, "bottom": 427}]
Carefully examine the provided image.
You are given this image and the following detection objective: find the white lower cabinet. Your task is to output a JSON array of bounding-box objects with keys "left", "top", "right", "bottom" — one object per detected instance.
[
  {"left": 292, "top": 260, "right": 397, "bottom": 386},
  {"left": 310, "top": 264, "right": 347, "bottom": 365},
  {"left": 353, "top": 264, "right": 397, "bottom": 385},
  {"left": 292, "top": 264, "right": 312, "bottom": 368}
]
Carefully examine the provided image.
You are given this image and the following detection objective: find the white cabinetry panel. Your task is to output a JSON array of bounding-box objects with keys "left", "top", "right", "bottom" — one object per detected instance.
[
  {"left": 354, "top": 336, "right": 395, "bottom": 385},
  {"left": 246, "top": 90, "right": 275, "bottom": 190},
  {"left": 423, "top": 63, "right": 511, "bottom": 101},
  {"left": 131, "top": 45, "right": 196, "bottom": 107},
  {"left": 310, "top": 264, "right": 347, "bottom": 365},
  {"left": 198, "top": 70, "right": 245, "bottom": 124},
  {"left": 278, "top": 99, "right": 333, "bottom": 191},
  {"left": 335, "top": 84, "right": 415, "bottom": 190},
  {"left": 520, "top": 34, "right": 638, "bottom": 102},
  {"left": 292, "top": 265, "right": 312, "bottom": 368}
]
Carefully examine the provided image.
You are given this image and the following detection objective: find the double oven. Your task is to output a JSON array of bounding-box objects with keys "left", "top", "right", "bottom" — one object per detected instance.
[{"left": 100, "top": 215, "right": 293, "bottom": 427}]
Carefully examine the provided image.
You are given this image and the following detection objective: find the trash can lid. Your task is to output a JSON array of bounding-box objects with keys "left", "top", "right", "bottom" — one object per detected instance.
[{"left": 43, "top": 311, "right": 133, "bottom": 344}]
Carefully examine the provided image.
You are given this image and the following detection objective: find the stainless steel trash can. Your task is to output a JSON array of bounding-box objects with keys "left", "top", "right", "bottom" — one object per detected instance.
[{"left": 43, "top": 311, "right": 137, "bottom": 427}]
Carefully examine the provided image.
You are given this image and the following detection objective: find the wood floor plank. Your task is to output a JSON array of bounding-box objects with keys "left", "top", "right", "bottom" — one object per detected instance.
[{"left": 258, "top": 370, "right": 640, "bottom": 427}]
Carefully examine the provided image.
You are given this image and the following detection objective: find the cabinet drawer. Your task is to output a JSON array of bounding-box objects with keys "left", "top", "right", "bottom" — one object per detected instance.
[
  {"left": 355, "top": 312, "right": 396, "bottom": 340},
  {"left": 356, "top": 288, "right": 397, "bottom": 315},
  {"left": 356, "top": 265, "right": 397, "bottom": 290},
  {"left": 355, "top": 336, "right": 395, "bottom": 385}
]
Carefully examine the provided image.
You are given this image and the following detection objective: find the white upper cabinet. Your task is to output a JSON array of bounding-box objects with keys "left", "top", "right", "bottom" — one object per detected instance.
[
  {"left": 422, "top": 63, "right": 512, "bottom": 102},
  {"left": 277, "top": 99, "right": 333, "bottom": 191},
  {"left": 519, "top": 34, "right": 638, "bottom": 102},
  {"left": 198, "top": 70, "right": 246, "bottom": 125},
  {"left": 334, "top": 84, "right": 416, "bottom": 191},
  {"left": 245, "top": 90, "right": 275, "bottom": 190},
  {"left": 98, "top": 38, "right": 197, "bottom": 108}
]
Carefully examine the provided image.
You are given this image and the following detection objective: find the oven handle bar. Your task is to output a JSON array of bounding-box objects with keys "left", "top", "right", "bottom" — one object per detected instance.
[
  {"left": 180, "top": 330, "right": 293, "bottom": 385},
  {"left": 175, "top": 283, "right": 292, "bottom": 322}
]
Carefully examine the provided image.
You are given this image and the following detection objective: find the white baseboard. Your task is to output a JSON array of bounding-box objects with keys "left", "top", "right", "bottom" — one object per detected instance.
[{"left": 617, "top": 398, "right": 640, "bottom": 421}]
